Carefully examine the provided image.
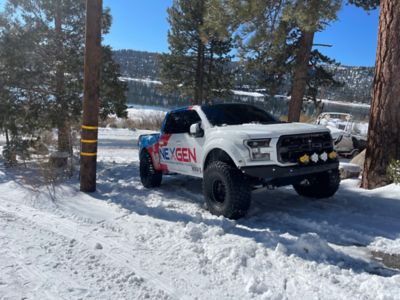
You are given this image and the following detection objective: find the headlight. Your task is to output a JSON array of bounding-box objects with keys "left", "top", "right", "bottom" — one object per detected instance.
[{"left": 245, "top": 139, "right": 271, "bottom": 161}]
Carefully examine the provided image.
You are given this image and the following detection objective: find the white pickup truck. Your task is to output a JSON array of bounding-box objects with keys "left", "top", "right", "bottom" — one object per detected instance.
[{"left": 138, "top": 103, "right": 340, "bottom": 219}]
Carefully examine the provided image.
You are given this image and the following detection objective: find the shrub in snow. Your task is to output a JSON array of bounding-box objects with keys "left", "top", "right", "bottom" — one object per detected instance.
[{"left": 387, "top": 160, "right": 400, "bottom": 184}]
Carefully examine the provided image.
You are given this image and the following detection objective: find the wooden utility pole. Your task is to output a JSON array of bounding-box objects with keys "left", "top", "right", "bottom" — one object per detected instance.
[{"left": 80, "top": 0, "right": 102, "bottom": 192}]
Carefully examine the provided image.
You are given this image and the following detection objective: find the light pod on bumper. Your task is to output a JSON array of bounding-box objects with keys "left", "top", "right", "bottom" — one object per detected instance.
[
  {"left": 299, "top": 154, "right": 310, "bottom": 164},
  {"left": 311, "top": 153, "right": 319, "bottom": 163},
  {"left": 320, "top": 152, "right": 328, "bottom": 162},
  {"left": 328, "top": 151, "right": 337, "bottom": 160}
]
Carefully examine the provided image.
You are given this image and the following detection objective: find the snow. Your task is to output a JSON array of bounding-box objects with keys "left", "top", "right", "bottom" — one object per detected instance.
[
  {"left": 232, "top": 90, "right": 266, "bottom": 98},
  {"left": 120, "top": 77, "right": 162, "bottom": 85},
  {"left": 126, "top": 106, "right": 167, "bottom": 121},
  {"left": 274, "top": 94, "right": 371, "bottom": 109},
  {"left": 321, "top": 99, "right": 370, "bottom": 109},
  {"left": 1, "top": 126, "right": 400, "bottom": 299}
]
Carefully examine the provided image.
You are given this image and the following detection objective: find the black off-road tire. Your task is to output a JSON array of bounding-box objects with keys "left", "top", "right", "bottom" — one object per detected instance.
[
  {"left": 140, "top": 150, "right": 162, "bottom": 188},
  {"left": 293, "top": 169, "right": 340, "bottom": 199},
  {"left": 203, "top": 161, "right": 251, "bottom": 219}
]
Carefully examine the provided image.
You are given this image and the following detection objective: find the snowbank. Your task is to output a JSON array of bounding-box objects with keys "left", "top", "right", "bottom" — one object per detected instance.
[
  {"left": 126, "top": 106, "right": 167, "bottom": 121},
  {"left": 0, "top": 127, "right": 400, "bottom": 299}
]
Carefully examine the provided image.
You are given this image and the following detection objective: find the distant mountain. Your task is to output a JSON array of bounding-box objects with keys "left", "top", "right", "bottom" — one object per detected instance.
[
  {"left": 112, "top": 49, "right": 374, "bottom": 104},
  {"left": 323, "top": 65, "right": 374, "bottom": 104}
]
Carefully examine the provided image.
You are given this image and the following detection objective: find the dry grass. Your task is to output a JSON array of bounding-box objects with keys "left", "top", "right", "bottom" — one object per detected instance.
[
  {"left": 279, "top": 114, "right": 316, "bottom": 123},
  {"left": 11, "top": 156, "right": 75, "bottom": 202}
]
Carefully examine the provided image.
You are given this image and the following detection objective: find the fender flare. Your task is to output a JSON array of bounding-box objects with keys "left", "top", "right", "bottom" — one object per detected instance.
[{"left": 202, "top": 142, "right": 247, "bottom": 171}]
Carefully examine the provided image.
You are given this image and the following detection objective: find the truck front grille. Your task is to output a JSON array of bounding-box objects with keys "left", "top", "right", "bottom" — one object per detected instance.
[{"left": 277, "top": 133, "right": 334, "bottom": 163}]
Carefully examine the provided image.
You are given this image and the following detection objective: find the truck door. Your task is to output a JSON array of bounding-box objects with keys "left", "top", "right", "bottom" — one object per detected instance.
[{"left": 160, "top": 109, "right": 204, "bottom": 177}]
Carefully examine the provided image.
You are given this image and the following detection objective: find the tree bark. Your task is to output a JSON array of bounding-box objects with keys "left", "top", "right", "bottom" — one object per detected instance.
[
  {"left": 362, "top": 0, "right": 400, "bottom": 189},
  {"left": 5, "top": 128, "right": 9, "bottom": 147},
  {"left": 287, "top": 29, "right": 315, "bottom": 122},
  {"left": 194, "top": 40, "right": 205, "bottom": 105},
  {"left": 194, "top": 0, "right": 205, "bottom": 105},
  {"left": 57, "top": 119, "right": 72, "bottom": 154}
]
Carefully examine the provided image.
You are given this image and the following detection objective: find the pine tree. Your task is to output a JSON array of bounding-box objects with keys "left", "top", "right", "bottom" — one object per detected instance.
[
  {"left": 0, "top": 7, "right": 49, "bottom": 163},
  {"left": 348, "top": 0, "right": 379, "bottom": 10},
  {"left": 1, "top": 0, "right": 127, "bottom": 154},
  {"left": 279, "top": 0, "right": 339, "bottom": 121},
  {"left": 234, "top": 2, "right": 296, "bottom": 96},
  {"left": 214, "top": 0, "right": 341, "bottom": 119},
  {"left": 99, "top": 46, "right": 128, "bottom": 120},
  {"left": 159, "top": 0, "right": 234, "bottom": 105},
  {"left": 360, "top": 0, "right": 400, "bottom": 188},
  {"left": 305, "top": 50, "right": 343, "bottom": 114}
]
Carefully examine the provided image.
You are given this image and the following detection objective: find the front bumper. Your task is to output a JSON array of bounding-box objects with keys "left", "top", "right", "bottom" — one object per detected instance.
[{"left": 240, "top": 162, "right": 339, "bottom": 181}]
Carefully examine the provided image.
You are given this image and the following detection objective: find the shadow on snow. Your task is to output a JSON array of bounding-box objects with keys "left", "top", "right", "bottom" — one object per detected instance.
[
  {"left": 0, "top": 155, "right": 398, "bottom": 277},
  {"left": 92, "top": 161, "right": 400, "bottom": 277}
]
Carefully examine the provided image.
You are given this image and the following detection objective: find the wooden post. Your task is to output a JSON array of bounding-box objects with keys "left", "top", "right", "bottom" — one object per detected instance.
[{"left": 80, "top": 0, "right": 102, "bottom": 192}]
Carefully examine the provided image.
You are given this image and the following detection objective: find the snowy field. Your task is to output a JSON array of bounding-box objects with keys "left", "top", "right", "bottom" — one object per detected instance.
[
  {"left": 126, "top": 105, "right": 167, "bottom": 120},
  {"left": 1, "top": 127, "right": 400, "bottom": 299}
]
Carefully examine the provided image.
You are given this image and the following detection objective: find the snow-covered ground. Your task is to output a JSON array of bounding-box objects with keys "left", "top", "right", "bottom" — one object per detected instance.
[
  {"left": 126, "top": 106, "right": 167, "bottom": 121},
  {"left": 1, "top": 127, "right": 400, "bottom": 299}
]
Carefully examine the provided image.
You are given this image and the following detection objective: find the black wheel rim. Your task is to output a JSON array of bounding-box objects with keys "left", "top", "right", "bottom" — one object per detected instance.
[{"left": 212, "top": 179, "right": 226, "bottom": 204}]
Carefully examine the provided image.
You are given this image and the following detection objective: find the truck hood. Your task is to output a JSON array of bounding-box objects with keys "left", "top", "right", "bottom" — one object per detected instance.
[{"left": 210, "top": 122, "right": 329, "bottom": 139}]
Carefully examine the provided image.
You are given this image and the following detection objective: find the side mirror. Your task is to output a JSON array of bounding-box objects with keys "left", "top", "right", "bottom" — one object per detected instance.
[{"left": 189, "top": 122, "right": 204, "bottom": 138}]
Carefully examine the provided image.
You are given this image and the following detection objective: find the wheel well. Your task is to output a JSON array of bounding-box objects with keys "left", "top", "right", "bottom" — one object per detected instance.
[
  {"left": 139, "top": 148, "right": 147, "bottom": 157},
  {"left": 203, "top": 149, "right": 236, "bottom": 170}
]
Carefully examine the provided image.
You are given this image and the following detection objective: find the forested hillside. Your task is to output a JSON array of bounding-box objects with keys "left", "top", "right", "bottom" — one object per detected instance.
[{"left": 113, "top": 49, "right": 374, "bottom": 104}]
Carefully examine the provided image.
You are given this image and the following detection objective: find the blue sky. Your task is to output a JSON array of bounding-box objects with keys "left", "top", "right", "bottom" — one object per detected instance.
[
  {"left": 102, "top": 1, "right": 379, "bottom": 67},
  {"left": 314, "top": 4, "right": 379, "bottom": 66},
  {"left": 0, "top": 0, "right": 379, "bottom": 66}
]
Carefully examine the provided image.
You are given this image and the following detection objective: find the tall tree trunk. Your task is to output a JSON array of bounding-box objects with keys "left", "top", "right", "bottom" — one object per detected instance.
[
  {"left": 193, "top": 0, "right": 205, "bottom": 105},
  {"left": 287, "top": 29, "right": 315, "bottom": 122},
  {"left": 206, "top": 43, "right": 214, "bottom": 102},
  {"left": 5, "top": 128, "right": 9, "bottom": 147},
  {"left": 55, "top": 0, "right": 71, "bottom": 153},
  {"left": 57, "top": 120, "right": 72, "bottom": 154},
  {"left": 362, "top": 0, "right": 400, "bottom": 189},
  {"left": 194, "top": 40, "right": 205, "bottom": 105}
]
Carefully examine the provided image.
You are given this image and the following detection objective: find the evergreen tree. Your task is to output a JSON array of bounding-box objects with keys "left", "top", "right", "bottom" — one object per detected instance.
[
  {"left": 305, "top": 50, "right": 343, "bottom": 114},
  {"left": 0, "top": 7, "right": 49, "bottom": 163},
  {"left": 284, "top": 0, "right": 341, "bottom": 122},
  {"left": 1, "top": 0, "right": 127, "bottom": 154},
  {"left": 100, "top": 46, "right": 128, "bottom": 120},
  {"left": 348, "top": 0, "right": 379, "bottom": 10},
  {"left": 235, "top": 2, "right": 295, "bottom": 96},
  {"left": 211, "top": 0, "right": 342, "bottom": 119},
  {"left": 159, "top": 0, "right": 234, "bottom": 105}
]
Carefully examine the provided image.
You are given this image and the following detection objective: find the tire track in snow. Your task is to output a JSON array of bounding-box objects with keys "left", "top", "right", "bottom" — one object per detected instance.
[
  {"left": 0, "top": 211, "right": 87, "bottom": 300},
  {"left": 0, "top": 200, "right": 193, "bottom": 300},
  {"left": 2, "top": 248, "right": 77, "bottom": 300}
]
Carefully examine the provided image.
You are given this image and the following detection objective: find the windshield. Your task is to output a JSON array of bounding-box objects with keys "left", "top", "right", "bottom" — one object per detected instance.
[{"left": 201, "top": 104, "right": 279, "bottom": 126}]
